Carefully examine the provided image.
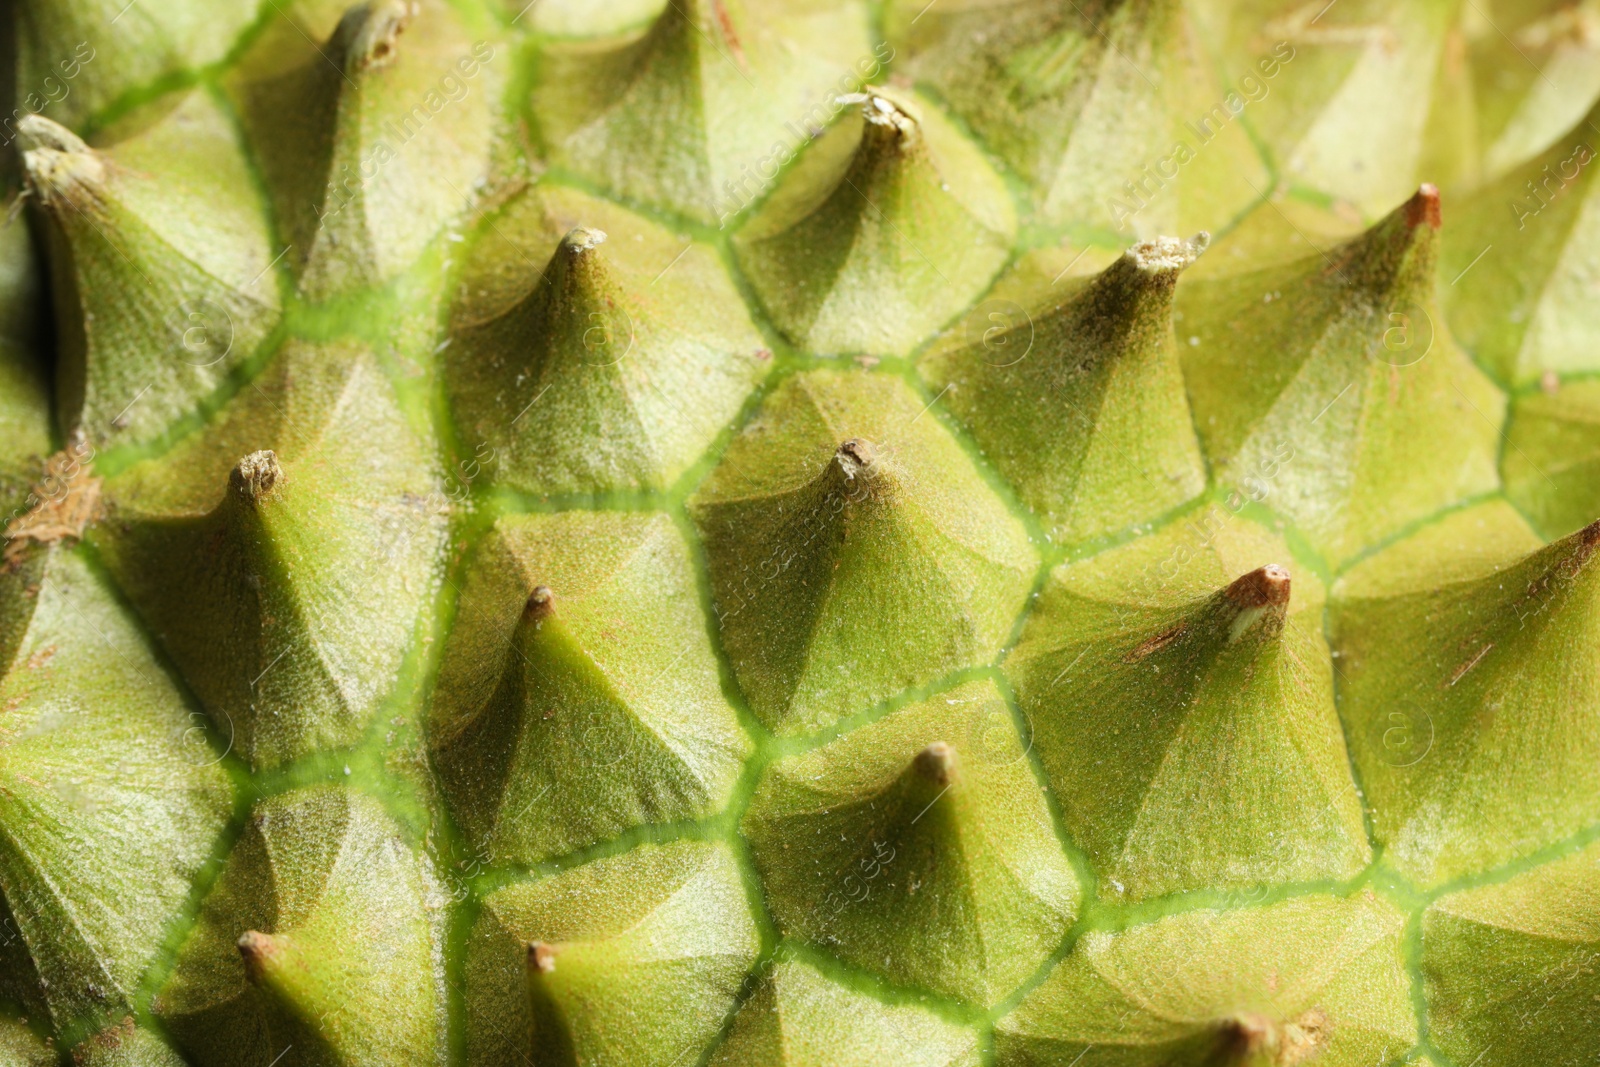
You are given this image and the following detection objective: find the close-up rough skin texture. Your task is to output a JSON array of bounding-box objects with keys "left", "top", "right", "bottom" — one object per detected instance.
[{"left": 0, "top": 1, "right": 1598, "bottom": 1065}]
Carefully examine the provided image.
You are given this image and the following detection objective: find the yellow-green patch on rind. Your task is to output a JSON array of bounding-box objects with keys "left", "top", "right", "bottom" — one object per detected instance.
[
  {"left": 689, "top": 370, "right": 1036, "bottom": 735},
  {"left": 1009, "top": 517, "right": 1368, "bottom": 902},
  {"left": 994, "top": 892, "right": 1416, "bottom": 1067},
  {"left": 1195, "top": 0, "right": 1455, "bottom": 217},
  {"left": 709, "top": 959, "right": 980, "bottom": 1067},
  {"left": 1331, "top": 502, "right": 1600, "bottom": 886},
  {"left": 1442, "top": 99, "right": 1600, "bottom": 386},
  {"left": 1453, "top": 0, "right": 1600, "bottom": 185},
  {"left": 1422, "top": 837, "right": 1600, "bottom": 1067},
  {"left": 733, "top": 87, "right": 1015, "bottom": 356},
  {"left": 429, "top": 511, "right": 749, "bottom": 864},
  {"left": 1504, "top": 380, "right": 1600, "bottom": 540},
  {"left": 0, "top": 546, "right": 232, "bottom": 1029},
  {"left": 95, "top": 338, "right": 447, "bottom": 768},
  {"left": 157, "top": 787, "right": 448, "bottom": 1067},
  {"left": 444, "top": 185, "right": 769, "bottom": 495},
  {"left": 465, "top": 840, "right": 759, "bottom": 1067},
  {"left": 742, "top": 679, "right": 1078, "bottom": 1006}
]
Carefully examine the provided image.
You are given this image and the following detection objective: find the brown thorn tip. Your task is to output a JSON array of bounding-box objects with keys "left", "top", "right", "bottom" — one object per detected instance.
[
  {"left": 1407, "top": 184, "right": 1442, "bottom": 230},
  {"left": 841, "top": 90, "right": 918, "bottom": 141},
  {"left": 913, "top": 741, "right": 957, "bottom": 786},
  {"left": 1226, "top": 1013, "right": 1277, "bottom": 1054},
  {"left": 347, "top": 0, "right": 416, "bottom": 72},
  {"left": 1226, "top": 1009, "right": 1329, "bottom": 1064},
  {"left": 231, "top": 450, "right": 284, "bottom": 501},
  {"left": 19, "top": 116, "right": 103, "bottom": 198},
  {"left": 1127, "top": 232, "right": 1209, "bottom": 272},
  {"left": 562, "top": 227, "right": 607, "bottom": 253},
  {"left": 1566, "top": 518, "right": 1600, "bottom": 571},
  {"left": 529, "top": 941, "right": 558, "bottom": 974},
  {"left": 237, "top": 931, "right": 280, "bottom": 980},
  {"left": 16, "top": 115, "right": 89, "bottom": 155},
  {"left": 525, "top": 585, "right": 555, "bottom": 619},
  {"left": 837, "top": 438, "right": 877, "bottom": 470},
  {"left": 1226, "top": 564, "right": 1291, "bottom": 609}
]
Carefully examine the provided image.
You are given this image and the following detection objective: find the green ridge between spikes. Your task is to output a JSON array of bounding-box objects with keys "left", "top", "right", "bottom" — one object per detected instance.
[{"left": 19, "top": 6, "right": 1590, "bottom": 1067}]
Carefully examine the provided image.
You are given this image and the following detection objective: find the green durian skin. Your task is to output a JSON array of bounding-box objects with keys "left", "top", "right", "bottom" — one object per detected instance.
[{"left": 2, "top": 3, "right": 1599, "bottom": 1067}]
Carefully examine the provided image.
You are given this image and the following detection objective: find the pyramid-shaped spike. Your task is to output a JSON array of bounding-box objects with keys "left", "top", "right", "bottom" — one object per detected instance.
[
  {"left": 996, "top": 893, "right": 1415, "bottom": 1066},
  {"left": 94, "top": 339, "right": 447, "bottom": 768},
  {"left": 429, "top": 511, "right": 749, "bottom": 864},
  {"left": 887, "top": 0, "right": 1269, "bottom": 234},
  {"left": 1331, "top": 502, "right": 1600, "bottom": 886},
  {"left": 733, "top": 87, "right": 1016, "bottom": 356},
  {"left": 1504, "top": 381, "right": 1600, "bottom": 540},
  {"left": 466, "top": 842, "right": 759, "bottom": 1067},
  {"left": 15, "top": 0, "right": 257, "bottom": 130},
  {"left": 158, "top": 787, "right": 447, "bottom": 1067},
  {"left": 709, "top": 960, "right": 979, "bottom": 1067},
  {"left": 1190, "top": 0, "right": 1458, "bottom": 217},
  {"left": 0, "top": 546, "right": 231, "bottom": 1029},
  {"left": 742, "top": 680, "right": 1078, "bottom": 1005},
  {"left": 1179, "top": 185, "right": 1502, "bottom": 566},
  {"left": 18, "top": 98, "right": 280, "bottom": 447},
  {"left": 923, "top": 233, "right": 1209, "bottom": 543},
  {"left": 1010, "top": 520, "right": 1369, "bottom": 901},
  {"left": 688, "top": 370, "right": 1036, "bottom": 735},
  {"left": 532, "top": 0, "right": 874, "bottom": 224},
  {"left": 1423, "top": 838, "right": 1600, "bottom": 1067},
  {"left": 222, "top": 0, "right": 500, "bottom": 299},
  {"left": 445, "top": 186, "right": 769, "bottom": 494},
  {"left": 1443, "top": 98, "right": 1600, "bottom": 385}
]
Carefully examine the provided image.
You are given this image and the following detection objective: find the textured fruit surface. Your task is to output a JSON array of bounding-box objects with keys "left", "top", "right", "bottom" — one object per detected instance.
[{"left": 1, "top": 2, "right": 1598, "bottom": 1067}]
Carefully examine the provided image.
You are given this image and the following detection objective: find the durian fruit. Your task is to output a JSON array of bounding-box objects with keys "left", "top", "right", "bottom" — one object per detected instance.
[{"left": 1, "top": 1, "right": 1599, "bottom": 1066}]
